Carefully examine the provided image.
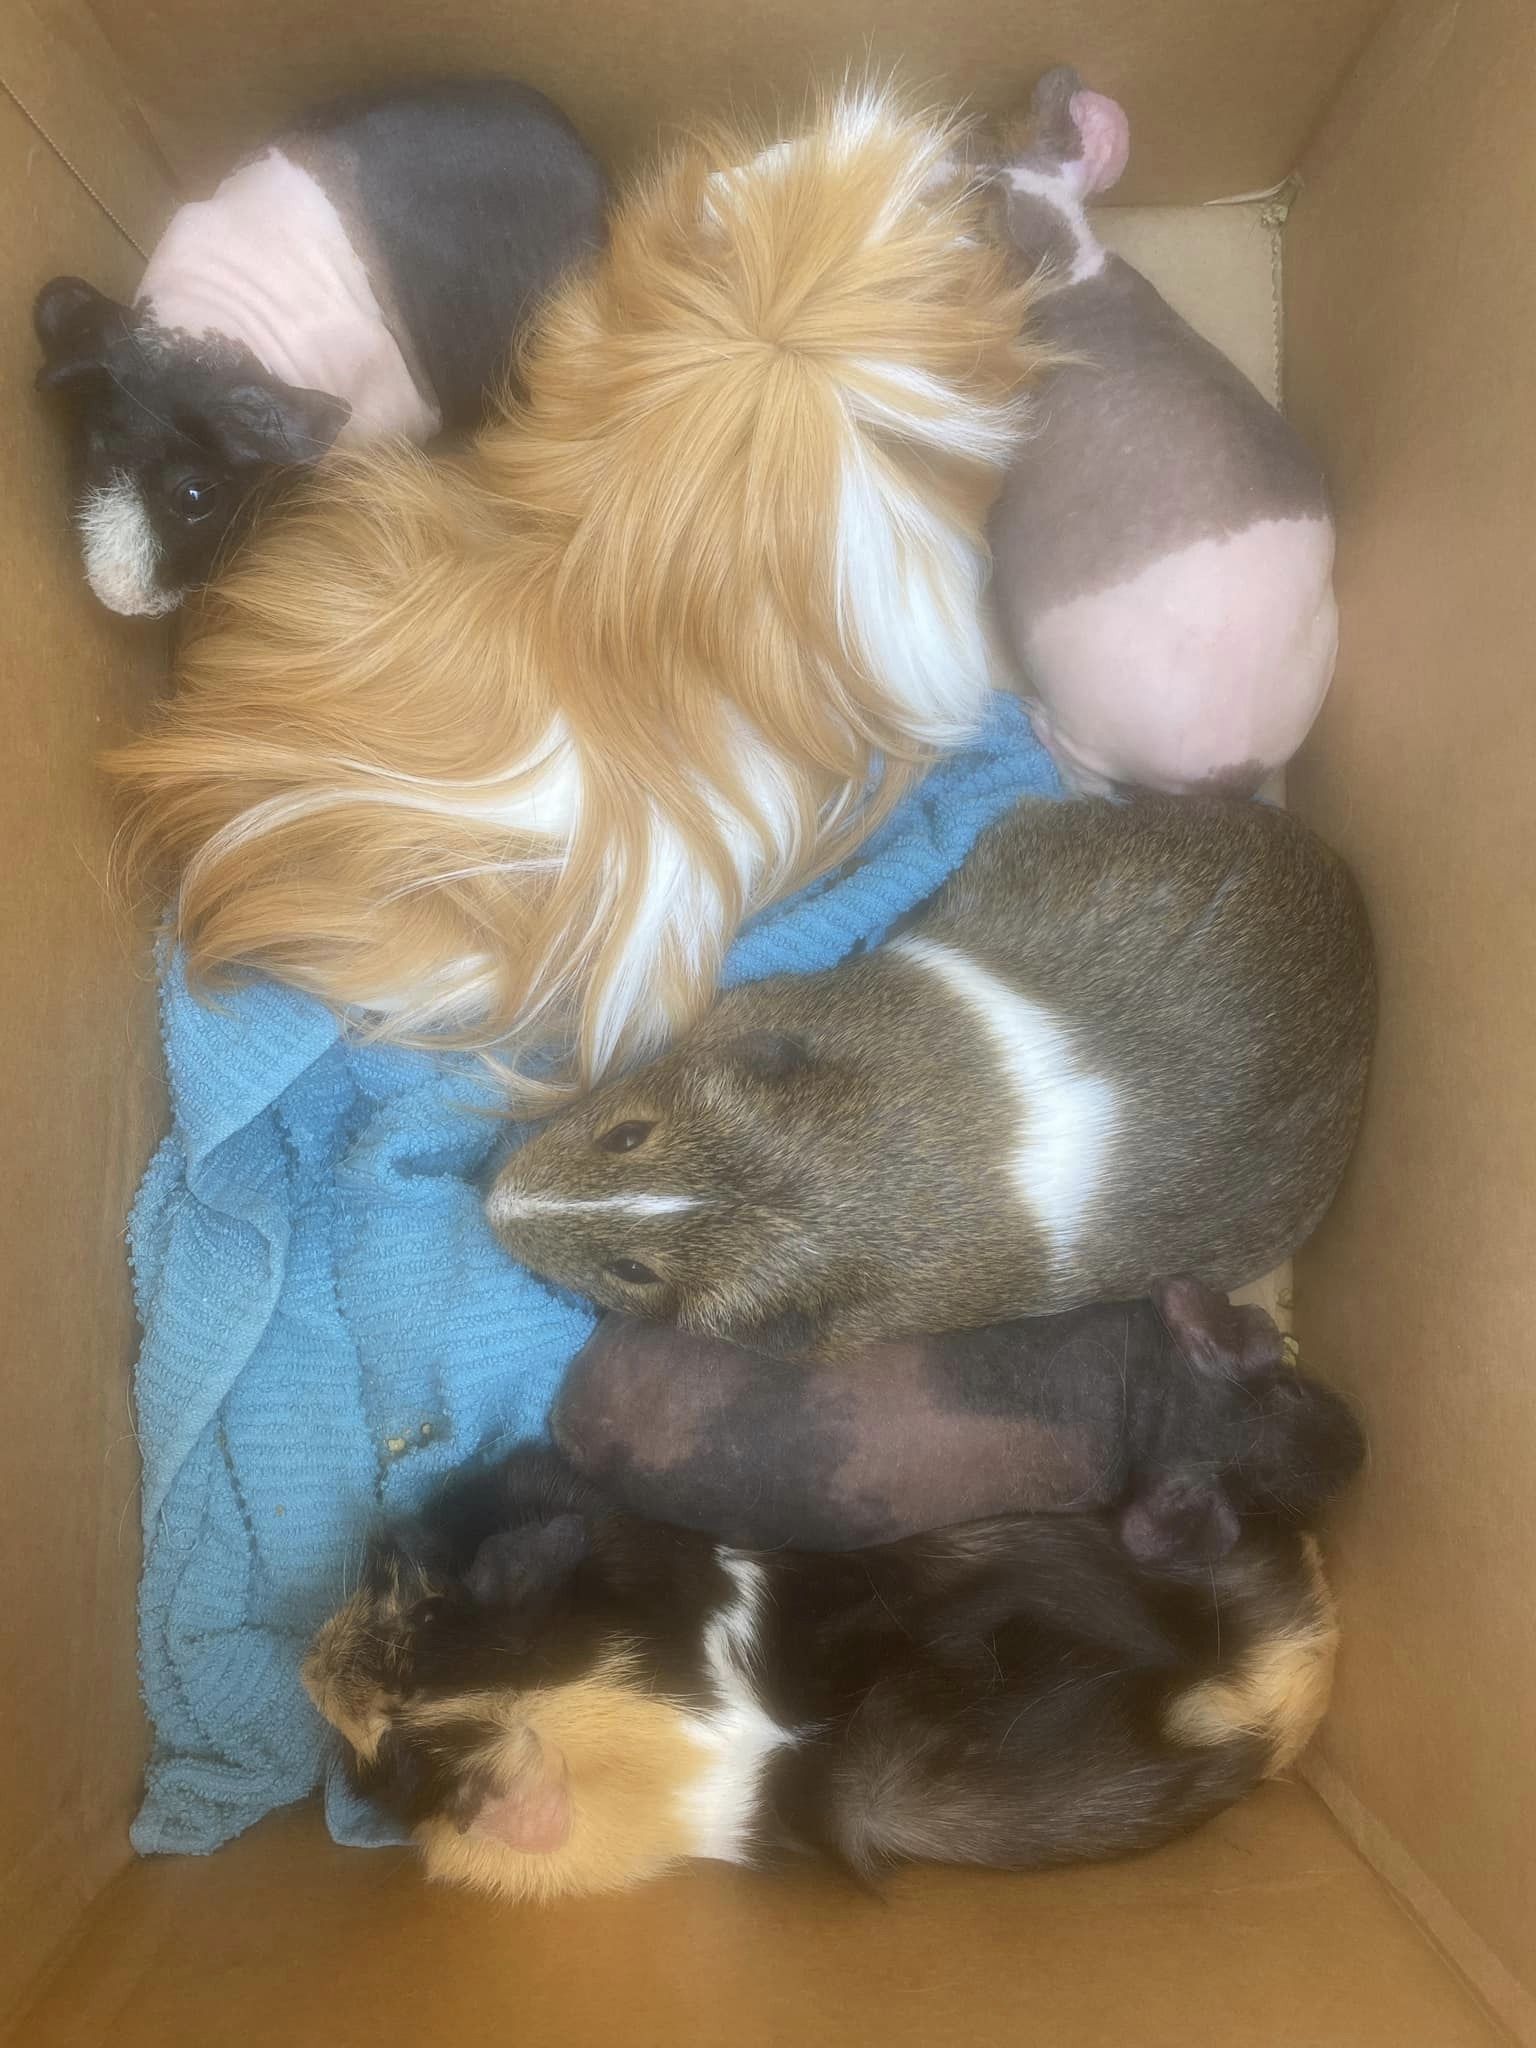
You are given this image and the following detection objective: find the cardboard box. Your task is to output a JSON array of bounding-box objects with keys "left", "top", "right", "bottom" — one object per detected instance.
[{"left": 1, "top": 2, "right": 1530, "bottom": 2039}]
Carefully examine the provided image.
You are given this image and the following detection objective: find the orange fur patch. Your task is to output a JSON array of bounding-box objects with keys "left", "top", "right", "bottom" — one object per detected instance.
[
  {"left": 104, "top": 87, "right": 1048, "bottom": 1099},
  {"left": 1165, "top": 1538, "right": 1340, "bottom": 1774},
  {"left": 410, "top": 1659, "right": 713, "bottom": 1904}
]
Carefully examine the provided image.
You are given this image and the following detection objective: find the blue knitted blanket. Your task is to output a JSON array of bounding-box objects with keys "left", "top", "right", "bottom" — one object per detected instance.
[{"left": 128, "top": 695, "right": 1059, "bottom": 1856}]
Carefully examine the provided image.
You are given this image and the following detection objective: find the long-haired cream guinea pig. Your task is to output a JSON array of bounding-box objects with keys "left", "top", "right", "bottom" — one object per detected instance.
[
  {"left": 104, "top": 87, "right": 1046, "bottom": 1098},
  {"left": 304, "top": 1446, "right": 1340, "bottom": 1904},
  {"left": 488, "top": 795, "right": 1376, "bottom": 1356}
]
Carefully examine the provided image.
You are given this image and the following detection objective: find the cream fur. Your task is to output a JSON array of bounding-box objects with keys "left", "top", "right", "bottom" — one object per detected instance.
[
  {"left": 106, "top": 87, "right": 1046, "bottom": 1098},
  {"left": 1165, "top": 1538, "right": 1340, "bottom": 1774}
]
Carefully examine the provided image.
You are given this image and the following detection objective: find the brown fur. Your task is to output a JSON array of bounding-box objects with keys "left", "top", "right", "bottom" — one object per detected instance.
[
  {"left": 488, "top": 794, "right": 1376, "bottom": 1356},
  {"left": 104, "top": 89, "right": 1046, "bottom": 1096}
]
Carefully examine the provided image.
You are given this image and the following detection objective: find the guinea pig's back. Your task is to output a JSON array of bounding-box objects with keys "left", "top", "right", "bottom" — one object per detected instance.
[
  {"left": 916, "top": 795, "right": 1376, "bottom": 1295},
  {"left": 991, "top": 255, "right": 1331, "bottom": 623}
]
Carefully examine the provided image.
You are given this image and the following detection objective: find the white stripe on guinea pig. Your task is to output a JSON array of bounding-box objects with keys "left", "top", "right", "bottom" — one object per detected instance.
[
  {"left": 679, "top": 1554, "right": 798, "bottom": 1863},
  {"left": 891, "top": 936, "right": 1118, "bottom": 1263}
]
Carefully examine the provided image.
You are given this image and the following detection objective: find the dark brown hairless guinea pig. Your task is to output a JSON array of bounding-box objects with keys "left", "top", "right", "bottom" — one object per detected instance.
[
  {"left": 553, "top": 1277, "right": 1365, "bottom": 1560},
  {"left": 488, "top": 794, "right": 1376, "bottom": 1358}
]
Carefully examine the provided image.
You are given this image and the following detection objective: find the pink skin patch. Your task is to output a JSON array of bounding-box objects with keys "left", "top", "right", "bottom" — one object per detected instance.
[
  {"left": 469, "top": 1759, "right": 573, "bottom": 1854},
  {"left": 1066, "top": 90, "right": 1131, "bottom": 198}
]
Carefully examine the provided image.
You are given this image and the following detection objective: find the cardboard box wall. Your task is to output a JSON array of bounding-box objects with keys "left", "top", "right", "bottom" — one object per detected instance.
[{"left": 1, "top": 0, "right": 1531, "bottom": 2039}]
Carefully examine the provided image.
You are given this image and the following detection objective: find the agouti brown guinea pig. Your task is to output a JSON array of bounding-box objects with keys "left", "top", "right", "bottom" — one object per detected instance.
[{"left": 487, "top": 794, "right": 1375, "bottom": 1358}]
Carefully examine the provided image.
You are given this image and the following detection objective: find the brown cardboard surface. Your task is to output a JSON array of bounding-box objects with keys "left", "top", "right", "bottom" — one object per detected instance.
[
  {"left": 1285, "top": 0, "right": 1536, "bottom": 2029},
  {"left": 9, "top": 1788, "right": 1510, "bottom": 2048},
  {"left": 1, "top": 0, "right": 177, "bottom": 254},
  {"left": 81, "top": 0, "right": 1388, "bottom": 203},
  {"left": 0, "top": 0, "right": 1527, "bottom": 2034},
  {"left": 0, "top": 78, "right": 174, "bottom": 2023}
]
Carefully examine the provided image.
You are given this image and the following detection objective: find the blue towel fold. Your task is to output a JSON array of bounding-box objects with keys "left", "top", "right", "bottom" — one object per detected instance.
[{"left": 128, "top": 694, "right": 1060, "bottom": 1856}]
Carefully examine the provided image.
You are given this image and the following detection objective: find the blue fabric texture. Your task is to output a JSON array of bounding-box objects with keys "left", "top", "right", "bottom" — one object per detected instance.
[{"left": 127, "top": 694, "right": 1060, "bottom": 1856}]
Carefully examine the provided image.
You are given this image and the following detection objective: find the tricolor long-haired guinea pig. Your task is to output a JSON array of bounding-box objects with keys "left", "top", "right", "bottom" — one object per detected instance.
[
  {"left": 488, "top": 794, "right": 1376, "bottom": 1355},
  {"left": 979, "top": 69, "right": 1337, "bottom": 797},
  {"left": 103, "top": 87, "right": 1045, "bottom": 1088},
  {"left": 35, "top": 79, "right": 605, "bottom": 616},
  {"left": 554, "top": 1276, "right": 1366, "bottom": 1556},
  {"left": 303, "top": 1445, "right": 1340, "bottom": 1903}
]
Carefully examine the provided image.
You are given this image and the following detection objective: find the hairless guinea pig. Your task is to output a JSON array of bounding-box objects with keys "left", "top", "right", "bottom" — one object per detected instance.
[
  {"left": 981, "top": 68, "right": 1337, "bottom": 797},
  {"left": 554, "top": 1278, "right": 1365, "bottom": 1560},
  {"left": 35, "top": 80, "right": 604, "bottom": 616},
  {"left": 487, "top": 793, "right": 1375, "bottom": 1358}
]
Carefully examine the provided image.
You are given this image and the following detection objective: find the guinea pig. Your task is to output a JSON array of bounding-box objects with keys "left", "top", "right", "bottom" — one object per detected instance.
[
  {"left": 980, "top": 68, "right": 1337, "bottom": 796},
  {"left": 34, "top": 79, "right": 605, "bottom": 616},
  {"left": 487, "top": 793, "right": 1376, "bottom": 1357},
  {"left": 304, "top": 1443, "right": 1340, "bottom": 1902},
  {"left": 101, "top": 88, "right": 1043, "bottom": 1088},
  {"left": 553, "top": 1275, "right": 1366, "bottom": 1558}
]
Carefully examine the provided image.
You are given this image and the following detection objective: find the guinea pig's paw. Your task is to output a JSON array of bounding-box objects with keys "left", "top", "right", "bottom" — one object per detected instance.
[
  {"left": 1119, "top": 1472, "right": 1241, "bottom": 1568},
  {"left": 1067, "top": 89, "right": 1130, "bottom": 198}
]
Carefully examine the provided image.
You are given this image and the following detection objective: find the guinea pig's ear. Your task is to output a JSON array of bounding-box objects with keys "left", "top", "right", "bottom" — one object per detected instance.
[
  {"left": 1119, "top": 1471, "right": 1242, "bottom": 1567},
  {"left": 34, "top": 276, "right": 122, "bottom": 389},
  {"left": 467, "top": 1514, "right": 588, "bottom": 1610},
  {"left": 456, "top": 1737, "right": 572, "bottom": 1854},
  {"left": 200, "top": 379, "right": 351, "bottom": 465},
  {"left": 1152, "top": 1276, "right": 1286, "bottom": 1382},
  {"left": 724, "top": 1030, "right": 811, "bottom": 1081}
]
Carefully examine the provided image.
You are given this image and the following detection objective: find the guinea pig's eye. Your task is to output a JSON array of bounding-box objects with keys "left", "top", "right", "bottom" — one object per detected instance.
[
  {"left": 605, "top": 1258, "right": 660, "bottom": 1286},
  {"left": 170, "top": 475, "right": 222, "bottom": 523},
  {"left": 596, "top": 1120, "right": 655, "bottom": 1154}
]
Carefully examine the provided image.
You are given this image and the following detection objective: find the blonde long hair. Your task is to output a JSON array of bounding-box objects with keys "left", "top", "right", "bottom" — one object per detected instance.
[{"left": 107, "top": 87, "right": 1046, "bottom": 1099}]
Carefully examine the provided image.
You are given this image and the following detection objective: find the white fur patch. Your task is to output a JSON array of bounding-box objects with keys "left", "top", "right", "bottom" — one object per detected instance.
[
  {"left": 833, "top": 440, "right": 998, "bottom": 746},
  {"left": 224, "top": 707, "right": 808, "bottom": 1067},
  {"left": 487, "top": 1191, "right": 703, "bottom": 1221},
  {"left": 78, "top": 475, "right": 178, "bottom": 617},
  {"left": 1007, "top": 164, "right": 1106, "bottom": 284},
  {"left": 892, "top": 936, "right": 1117, "bottom": 1264},
  {"left": 680, "top": 1554, "right": 795, "bottom": 1863}
]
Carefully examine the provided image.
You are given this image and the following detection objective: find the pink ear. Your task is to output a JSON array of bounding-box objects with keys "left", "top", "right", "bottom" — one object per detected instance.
[
  {"left": 1069, "top": 89, "right": 1131, "bottom": 196},
  {"left": 468, "top": 1751, "right": 572, "bottom": 1854}
]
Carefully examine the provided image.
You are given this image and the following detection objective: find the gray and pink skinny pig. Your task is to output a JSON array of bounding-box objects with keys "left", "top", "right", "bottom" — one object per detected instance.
[{"left": 986, "top": 69, "right": 1337, "bottom": 796}]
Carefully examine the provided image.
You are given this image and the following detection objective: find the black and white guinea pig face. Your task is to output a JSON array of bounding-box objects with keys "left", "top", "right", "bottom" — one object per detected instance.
[
  {"left": 33, "top": 277, "right": 350, "bottom": 617},
  {"left": 485, "top": 1028, "right": 828, "bottom": 1344}
]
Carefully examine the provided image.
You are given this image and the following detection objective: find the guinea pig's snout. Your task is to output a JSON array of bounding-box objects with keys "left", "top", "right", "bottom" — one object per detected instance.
[
  {"left": 484, "top": 1156, "right": 533, "bottom": 1237},
  {"left": 301, "top": 1599, "right": 395, "bottom": 1763}
]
